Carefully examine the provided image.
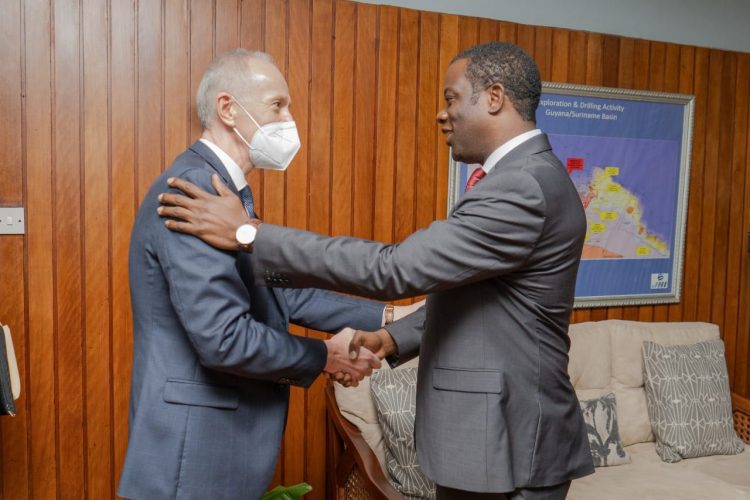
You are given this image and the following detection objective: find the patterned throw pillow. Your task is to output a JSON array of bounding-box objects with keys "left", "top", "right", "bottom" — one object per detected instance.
[
  {"left": 579, "top": 393, "right": 631, "bottom": 466},
  {"left": 370, "top": 368, "right": 435, "bottom": 500},
  {"left": 642, "top": 340, "right": 745, "bottom": 463}
]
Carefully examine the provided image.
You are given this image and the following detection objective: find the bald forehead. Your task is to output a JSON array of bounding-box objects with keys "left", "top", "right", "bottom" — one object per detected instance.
[{"left": 244, "top": 57, "right": 288, "bottom": 93}]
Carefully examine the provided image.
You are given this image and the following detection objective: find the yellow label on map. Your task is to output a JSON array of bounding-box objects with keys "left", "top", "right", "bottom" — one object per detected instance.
[
  {"left": 600, "top": 211, "right": 618, "bottom": 221},
  {"left": 585, "top": 231, "right": 590, "bottom": 242},
  {"left": 590, "top": 223, "right": 606, "bottom": 233},
  {"left": 607, "top": 183, "right": 621, "bottom": 192},
  {"left": 605, "top": 166, "right": 620, "bottom": 176},
  {"left": 636, "top": 246, "right": 651, "bottom": 256}
]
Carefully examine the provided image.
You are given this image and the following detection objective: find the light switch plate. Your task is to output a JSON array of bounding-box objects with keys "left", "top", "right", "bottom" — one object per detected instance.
[{"left": 0, "top": 207, "right": 25, "bottom": 235}]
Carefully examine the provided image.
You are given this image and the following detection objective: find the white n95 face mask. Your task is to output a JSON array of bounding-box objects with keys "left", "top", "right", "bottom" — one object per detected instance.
[{"left": 231, "top": 96, "right": 301, "bottom": 171}]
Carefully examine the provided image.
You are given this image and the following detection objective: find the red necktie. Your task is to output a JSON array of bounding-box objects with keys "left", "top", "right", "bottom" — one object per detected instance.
[{"left": 464, "top": 168, "right": 486, "bottom": 193}]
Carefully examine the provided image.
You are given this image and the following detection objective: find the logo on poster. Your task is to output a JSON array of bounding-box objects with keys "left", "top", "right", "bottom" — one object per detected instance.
[{"left": 650, "top": 273, "right": 669, "bottom": 290}]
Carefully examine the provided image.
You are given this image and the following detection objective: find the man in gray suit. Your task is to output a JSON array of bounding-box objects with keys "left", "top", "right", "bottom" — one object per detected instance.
[
  {"left": 159, "top": 42, "right": 595, "bottom": 498},
  {"left": 117, "top": 49, "right": 421, "bottom": 500}
]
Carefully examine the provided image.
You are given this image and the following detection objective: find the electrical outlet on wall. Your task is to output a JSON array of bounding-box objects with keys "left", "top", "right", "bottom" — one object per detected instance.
[{"left": 0, "top": 208, "right": 25, "bottom": 235}]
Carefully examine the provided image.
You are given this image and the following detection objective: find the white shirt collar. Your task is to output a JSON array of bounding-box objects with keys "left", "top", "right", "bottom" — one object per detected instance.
[
  {"left": 199, "top": 138, "right": 248, "bottom": 191},
  {"left": 482, "top": 129, "right": 543, "bottom": 173}
]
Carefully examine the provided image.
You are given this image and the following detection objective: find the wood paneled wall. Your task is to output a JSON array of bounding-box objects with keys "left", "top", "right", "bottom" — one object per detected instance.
[{"left": 1, "top": 0, "right": 749, "bottom": 498}]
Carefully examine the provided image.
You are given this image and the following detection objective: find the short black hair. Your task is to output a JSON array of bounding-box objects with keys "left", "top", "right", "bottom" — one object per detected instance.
[{"left": 452, "top": 42, "right": 541, "bottom": 122}]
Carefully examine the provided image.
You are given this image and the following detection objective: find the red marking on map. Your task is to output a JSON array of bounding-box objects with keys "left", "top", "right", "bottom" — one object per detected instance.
[{"left": 567, "top": 157, "right": 585, "bottom": 173}]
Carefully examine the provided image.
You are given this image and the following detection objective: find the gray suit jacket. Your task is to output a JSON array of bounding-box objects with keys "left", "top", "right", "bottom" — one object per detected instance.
[
  {"left": 249, "top": 133, "right": 595, "bottom": 492},
  {"left": 117, "top": 141, "right": 384, "bottom": 500}
]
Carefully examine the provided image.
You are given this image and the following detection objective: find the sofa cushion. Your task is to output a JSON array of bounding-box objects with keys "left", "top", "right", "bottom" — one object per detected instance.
[
  {"left": 579, "top": 393, "right": 631, "bottom": 467},
  {"left": 643, "top": 340, "right": 745, "bottom": 462},
  {"left": 333, "top": 357, "right": 419, "bottom": 472},
  {"left": 568, "top": 442, "right": 750, "bottom": 500},
  {"left": 371, "top": 367, "right": 435, "bottom": 499},
  {"left": 569, "top": 320, "right": 720, "bottom": 447}
]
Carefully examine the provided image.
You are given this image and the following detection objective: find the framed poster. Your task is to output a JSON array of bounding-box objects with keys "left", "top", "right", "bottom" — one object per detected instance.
[{"left": 448, "top": 82, "right": 695, "bottom": 308}]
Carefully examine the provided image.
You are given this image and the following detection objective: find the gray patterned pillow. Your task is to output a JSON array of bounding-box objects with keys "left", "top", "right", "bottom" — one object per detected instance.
[
  {"left": 370, "top": 368, "right": 435, "bottom": 499},
  {"left": 579, "top": 393, "right": 631, "bottom": 466},
  {"left": 643, "top": 340, "right": 745, "bottom": 463}
]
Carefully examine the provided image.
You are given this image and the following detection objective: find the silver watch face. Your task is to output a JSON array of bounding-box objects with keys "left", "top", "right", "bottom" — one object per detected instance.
[{"left": 235, "top": 224, "right": 257, "bottom": 245}]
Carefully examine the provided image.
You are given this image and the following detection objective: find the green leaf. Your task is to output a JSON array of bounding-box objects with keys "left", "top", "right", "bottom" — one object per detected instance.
[{"left": 261, "top": 483, "right": 313, "bottom": 500}]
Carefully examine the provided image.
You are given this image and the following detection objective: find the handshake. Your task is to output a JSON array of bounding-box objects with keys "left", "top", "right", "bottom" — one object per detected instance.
[{"left": 323, "top": 301, "right": 423, "bottom": 387}]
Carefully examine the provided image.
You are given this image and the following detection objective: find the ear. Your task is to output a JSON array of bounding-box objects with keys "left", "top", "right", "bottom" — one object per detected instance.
[
  {"left": 487, "top": 82, "right": 504, "bottom": 115},
  {"left": 216, "top": 93, "right": 236, "bottom": 127}
]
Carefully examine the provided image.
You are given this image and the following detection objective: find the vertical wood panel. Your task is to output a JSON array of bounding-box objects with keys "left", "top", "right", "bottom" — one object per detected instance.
[
  {"left": 711, "top": 55, "right": 737, "bottom": 328},
  {"left": 285, "top": 0, "right": 311, "bottom": 489},
  {"left": 724, "top": 53, "right": 749, "bottom": 385},
  {"left": 697, "top": 51, "right": 724, "bottom": 321},
  {"left": 433, "top": 14, "right": 458, "bottom": 219},
  {"left": 534, "top": 26, "right": 552, "bottom": 81},
  {"left": 352, "top": 3, "right": 378, "bottom": 239},
  {"left": 0, "top": 0, "right": 30, "bottom": 495},
  {"left": 682, "top": 47, "right": 709, "bottom": 323},
  {"left": 330, "top": 0, "right": 355, "bottom": 236},
  {"left": 164, "top": 0, "right": 190, "bottom": 164},
  {"left": 24, "top": 0, "right": 58, "bottom": 497},
  {"left": 550, "top": 29, "right": 569, "bottom": 83},
  {"left": 478, "top": 18, "right": 497, "bottom": 45},
  {"left": 189, "top": 0, "right": 214, "bottom": 143},
  {"left": 373, "top": 6, "right": 399, "bottom": 243},
  {"left": 241, "top": 0, "right": 266, "bottom": 207},
  {"left": 82, "top": 0, "right": 113, "bottom": 496},
  {"left": 215, "top": 0, "right": 240, "bottom": 53},
  {"left": 458, "top": 16, "right": 478, "bottom": 52},
  {"left": 515, "top": 23, "right": 534, "bottom": 55},
  {"left": 52, "top": 0, "right": 85, "bottom": 496},
  {"left": 305, "top": 1, "right": 335, "bottom": 488},
  {"left": 4, "top": 2, "right": 750, "bottom": 498},
  {"left": 136, "top": 0, "right": 163, "bottom": 203},
  {"left": 110, "top": 0, "right": 137, "bottom": 487},
  {"left": 416, "top": 12, "right": 439, "bottom": 230},
  {"left": 736, "top": 80, "right": 750, "bottom": 394},
  {"left": 668, "top": 45, "right": 696, "bottom": 322},
  {"left": 393, "top": 9, "right": 418, "bottom": 241},
  {"left": 308, "top": 0, "right": 333, "bottom": 238},
  {"left": 0, "top": 239, "right": 28, "bottom": 499},
  {"left": 263, "top": 1, "right": 288, "bottom": 226}
]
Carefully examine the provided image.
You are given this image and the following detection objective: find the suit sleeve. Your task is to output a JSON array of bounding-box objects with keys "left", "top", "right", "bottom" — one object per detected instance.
[
  {"left": 250, "top": 168, "right": 546, "bottom": 300},
  {"left": 384, "top": 305, "right": 425, "bottom": 365},
  {"left": 281, "top": 288, "right": 385, "bottom": 333},
  {"left": 158, "top": 168, "right": 326, "bottom": 387}
]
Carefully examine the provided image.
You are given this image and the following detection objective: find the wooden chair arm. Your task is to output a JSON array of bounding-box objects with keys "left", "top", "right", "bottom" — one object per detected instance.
[
  {"left": 732, "top": 392, "right": 750, "bottom": 444},
  {"left": 325, "top": 384, "right": 404, "bottom": 499}
]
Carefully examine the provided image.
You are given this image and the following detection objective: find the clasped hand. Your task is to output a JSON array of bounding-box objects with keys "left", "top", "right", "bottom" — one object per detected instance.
[{"left": 324, "top": 328, "right": 381, "bottom": 387}]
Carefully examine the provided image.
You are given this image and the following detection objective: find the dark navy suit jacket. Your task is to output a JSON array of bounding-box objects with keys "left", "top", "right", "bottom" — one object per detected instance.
[{"left": 118, "top": 141, "right": 383, "bottom": 499}]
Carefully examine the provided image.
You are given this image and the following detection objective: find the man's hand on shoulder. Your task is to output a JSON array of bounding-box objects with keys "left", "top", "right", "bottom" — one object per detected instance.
[{"left": 158, "top": 174, "right": 256, "bottom": 251}]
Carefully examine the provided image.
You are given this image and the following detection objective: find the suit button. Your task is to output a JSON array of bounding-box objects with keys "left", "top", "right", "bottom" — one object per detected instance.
[{"left": 278, "top": 377, "right": 291, "bottom": 384}]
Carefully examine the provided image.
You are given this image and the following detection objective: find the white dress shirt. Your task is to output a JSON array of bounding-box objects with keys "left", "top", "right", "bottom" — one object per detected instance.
[
  {"left": 482, "top": 128, "right": 543, "bottom": 174},
  {"left": 199, "top": 138, "right": 248, "bottom": 191}
]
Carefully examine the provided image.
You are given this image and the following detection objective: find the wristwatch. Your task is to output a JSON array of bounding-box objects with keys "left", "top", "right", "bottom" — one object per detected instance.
[{"left": 235, "top": 223, "right": 257, "bottom": 252}]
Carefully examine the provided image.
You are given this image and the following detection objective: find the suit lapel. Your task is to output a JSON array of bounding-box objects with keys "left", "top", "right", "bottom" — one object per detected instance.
[
  {"left": 450, "top": 133, "right": 554, "bottom": 217},
  {"left": 188, "top": 140, "right": 288, "bottom": 317},
  {"left": 486, "top": 132, "right": 553, "bottom": 177},
  {"left": 188, "top": 140, "right": 239, "bottom": 195}
]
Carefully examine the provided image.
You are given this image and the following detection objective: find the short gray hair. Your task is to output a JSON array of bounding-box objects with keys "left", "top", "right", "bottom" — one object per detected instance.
[{"left": 196, "top": 48, "right": 276, "bottom": 129}]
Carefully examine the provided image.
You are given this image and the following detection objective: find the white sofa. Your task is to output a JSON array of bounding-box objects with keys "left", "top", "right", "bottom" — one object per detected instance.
[{"left": 326, "top": 320, "right": 750, "bottom": 499}]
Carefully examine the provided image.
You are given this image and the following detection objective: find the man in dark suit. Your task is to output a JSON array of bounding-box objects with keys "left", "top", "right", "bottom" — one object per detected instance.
[
  {"left": 159, "top": 42, "right": 594, "bottom": 498},
  {"left": 116, "top": 48, "right": 417, "bottom": 500}
]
